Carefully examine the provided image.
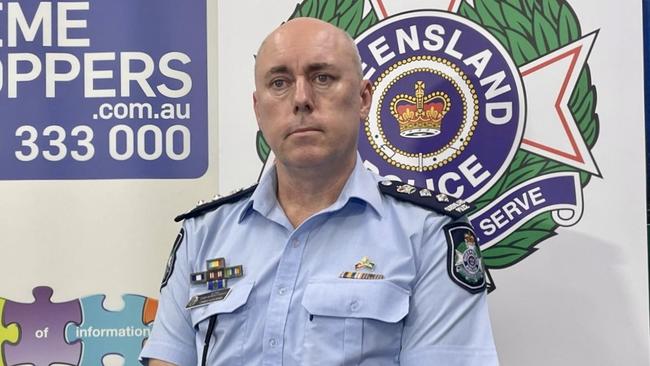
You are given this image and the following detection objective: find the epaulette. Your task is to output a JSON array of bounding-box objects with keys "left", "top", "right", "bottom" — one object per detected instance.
[
  {"left": 378, "top": 180, "right": 474, "bottom": 219},
  {"left": 174, "top": 184, "right": 258, "bottom": 222}
]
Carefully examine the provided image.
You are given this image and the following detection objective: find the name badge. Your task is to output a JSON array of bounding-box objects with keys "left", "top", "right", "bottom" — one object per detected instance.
[{"left": 186, "top": 288, "right": 231, "bottom": 309}]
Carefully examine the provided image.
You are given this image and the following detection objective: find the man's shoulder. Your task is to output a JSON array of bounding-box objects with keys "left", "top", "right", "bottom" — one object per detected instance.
[
  {"left": 174, "top": 184, "right": 257, "bottom": 222},
  {"left": 377, "top": 180, "right": 473, "bottom": 220}
]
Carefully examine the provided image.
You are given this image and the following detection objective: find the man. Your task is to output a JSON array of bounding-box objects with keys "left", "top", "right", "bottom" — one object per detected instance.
[{"left": 140, "top": 17, "right": 499, "bottom": 366}]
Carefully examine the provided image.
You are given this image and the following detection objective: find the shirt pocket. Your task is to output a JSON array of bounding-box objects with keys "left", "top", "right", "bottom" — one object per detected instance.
[
  {"left": 189, "top": 281, "right": 254, "bottom": 366},
  {"left": 301, "top": 279, "right": 410, "bottom": 366}
]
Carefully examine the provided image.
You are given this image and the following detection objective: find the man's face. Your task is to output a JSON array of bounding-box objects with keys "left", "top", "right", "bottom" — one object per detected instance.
[{"left": 253, "top": 19, "right": 372, "bottom": 171}]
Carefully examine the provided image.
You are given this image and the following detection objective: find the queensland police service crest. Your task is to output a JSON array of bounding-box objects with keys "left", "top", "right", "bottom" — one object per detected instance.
[
  {"left": 256, "top": 0, "right": 600, "bottom": 281},
  {"left": 356, "top": 11, "right": 525, "bottom": 201}
]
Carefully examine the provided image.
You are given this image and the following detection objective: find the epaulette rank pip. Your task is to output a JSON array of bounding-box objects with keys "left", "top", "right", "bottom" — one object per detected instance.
[
  {"left": 174, "top": 184, "right": 258, "bottom": 222},
  {"left": 378, "top": 180, "right": 474, "bottom": 219}
]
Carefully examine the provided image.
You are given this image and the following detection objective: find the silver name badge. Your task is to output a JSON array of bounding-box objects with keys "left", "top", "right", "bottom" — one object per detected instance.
[{"left": 185, "top": 288, "right": 231, "bottom": 309}]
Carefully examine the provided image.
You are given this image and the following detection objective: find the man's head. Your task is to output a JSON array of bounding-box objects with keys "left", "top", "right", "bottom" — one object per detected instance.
[{"left": 253, "top": 18, "right": 372, "bottom": 173}]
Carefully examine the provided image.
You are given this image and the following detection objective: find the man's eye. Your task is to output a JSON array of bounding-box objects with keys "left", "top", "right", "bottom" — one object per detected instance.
[
  {"left": 314, "top": 74, "right": 332, "bottom": 84},
  {"left": 271, "top": 79, "right": 286, "bottom": 88}
]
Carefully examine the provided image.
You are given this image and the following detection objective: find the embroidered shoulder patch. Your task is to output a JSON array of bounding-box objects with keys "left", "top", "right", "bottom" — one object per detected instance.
[
  {"left": 444, "top": 222, "right": 486, "bottom": 294},
  {"left": 175, "top": 184, "right": 257, "bottom": 222},
  {"left": 160, "top": 228, "right": 184, "bottom": 290},
  {"left": 378, "top": 180, "right": 473, "bottom": 219}
]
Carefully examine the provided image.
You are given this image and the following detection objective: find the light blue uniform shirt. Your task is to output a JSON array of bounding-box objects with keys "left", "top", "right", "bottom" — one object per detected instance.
[{"left": 141, "top": 156, "right": 499, "bottom": 365}]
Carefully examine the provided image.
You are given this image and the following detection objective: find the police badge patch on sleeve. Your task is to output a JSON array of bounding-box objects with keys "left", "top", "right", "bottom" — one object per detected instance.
[
  {"left": 161, "top": 228, "right": 185, "bottom": 290},
  {"left": 444, "top": 222, "right": 486, "bottom": 294}
]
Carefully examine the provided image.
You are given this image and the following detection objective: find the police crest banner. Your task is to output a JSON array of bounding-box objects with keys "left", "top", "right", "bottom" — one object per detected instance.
[
  {"left": 0, "top": 1, "right": 648, "bottom": 365},
  {"left": 219, "top": 1, "right": 650, "bottom": 365}
]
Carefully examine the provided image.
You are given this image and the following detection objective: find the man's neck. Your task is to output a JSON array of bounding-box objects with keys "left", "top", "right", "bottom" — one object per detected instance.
[{"left": 275, "top": 156, "right": 356, "bottom": 228}]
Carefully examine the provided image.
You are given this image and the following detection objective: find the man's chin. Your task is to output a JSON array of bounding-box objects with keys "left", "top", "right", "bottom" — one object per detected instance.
[{"left": 278, "top": 151, "right": 347, "bottom": 171}]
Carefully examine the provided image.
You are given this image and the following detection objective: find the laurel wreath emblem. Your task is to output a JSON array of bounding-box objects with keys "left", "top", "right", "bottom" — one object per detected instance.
[{"left": 255, "top": 0, "right": 599, "bottom": 270}]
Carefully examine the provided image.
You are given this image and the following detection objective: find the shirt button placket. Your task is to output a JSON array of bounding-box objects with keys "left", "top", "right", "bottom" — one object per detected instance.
[{"left": 262, "top": 232, "right": 308, "bottom": 365}]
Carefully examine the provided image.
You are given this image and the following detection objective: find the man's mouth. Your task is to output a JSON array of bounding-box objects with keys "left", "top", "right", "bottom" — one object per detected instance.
[{"left": 287, "top": 127, "right": 322, "bottom": 137}]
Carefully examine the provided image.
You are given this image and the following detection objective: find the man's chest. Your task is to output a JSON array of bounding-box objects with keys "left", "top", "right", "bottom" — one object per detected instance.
[{"left": 186, "top": 212, "right": 419, "bottom": 365}]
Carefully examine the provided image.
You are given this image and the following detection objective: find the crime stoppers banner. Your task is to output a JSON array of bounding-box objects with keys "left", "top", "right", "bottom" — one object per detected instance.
[
  {"left": 0, "top": 0, "right": 207, "bottom": 179},
  {"left": 0, "top": 1, "right": 211, "bottom": 365}
]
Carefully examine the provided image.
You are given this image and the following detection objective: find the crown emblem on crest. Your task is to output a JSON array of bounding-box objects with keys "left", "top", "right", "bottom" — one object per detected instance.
[
  {"left": 464, "top": 232, "right": 476, "bottom": 245},
  {"left": 390, "top": 81, "right": 451, "bottom": 138}
]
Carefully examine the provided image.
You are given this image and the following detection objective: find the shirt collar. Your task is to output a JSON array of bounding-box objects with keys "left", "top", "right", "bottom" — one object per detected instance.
[
  {"left": 238, "top": 163, "right": 278, "bottom": 223},
  {"left": 335, "top": 154, "right": 384, "bottom": 217},
  {"left": 238, "top": 154, "right": 384, "bottom": 223}
]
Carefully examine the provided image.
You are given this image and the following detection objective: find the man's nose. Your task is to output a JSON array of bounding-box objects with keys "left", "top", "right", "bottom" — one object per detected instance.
[{"left": 293, "top": 78, "right": 313, "bottom": 114}]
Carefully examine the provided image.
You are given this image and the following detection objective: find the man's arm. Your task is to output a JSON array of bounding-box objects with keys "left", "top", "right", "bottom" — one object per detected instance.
[
  {"left": 399, "top": 215, "right": 499, "bottom": 366},
  {"left": 139, "top": 226, "right": 198, "bottom": 365}
]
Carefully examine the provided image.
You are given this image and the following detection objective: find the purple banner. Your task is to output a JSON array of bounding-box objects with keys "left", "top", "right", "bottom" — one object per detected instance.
[
  {"left": 469, "top": 172, "right": 582, "bottom": 247},
  {"left": 0, "top": 0, "right": 207, "bottom": 179}
]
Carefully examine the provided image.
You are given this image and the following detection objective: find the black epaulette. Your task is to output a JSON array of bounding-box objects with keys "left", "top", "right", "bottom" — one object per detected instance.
[
  {"left": 378, "top": 180, "right": 474, "bottom": 219},
  {"left": 174, "top": 184, "right": 258, "bottom": 222}
]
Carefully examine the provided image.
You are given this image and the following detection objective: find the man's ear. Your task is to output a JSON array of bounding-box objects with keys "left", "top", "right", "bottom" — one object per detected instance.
[
  {"left": 253, "top": 91, "right": 261, "bottom": 126},
  {"left": 359, "top": 79, "right": 373, "bottom": 120}
]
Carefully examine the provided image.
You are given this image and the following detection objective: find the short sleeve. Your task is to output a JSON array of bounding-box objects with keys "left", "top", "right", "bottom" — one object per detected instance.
[
  {"left": 399, "top": 215, "right": 499, "bottom": 366},
  {"left": 140, "top": 223, "right": 197, "bottom": 366}
]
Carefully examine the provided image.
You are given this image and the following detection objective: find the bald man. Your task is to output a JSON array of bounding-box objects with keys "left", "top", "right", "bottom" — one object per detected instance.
[{"left": 140, "top": 18, "right": 499, "bottom": 366}]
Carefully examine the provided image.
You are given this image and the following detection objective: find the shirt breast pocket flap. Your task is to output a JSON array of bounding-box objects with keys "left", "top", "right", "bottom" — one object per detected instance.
[
  {"left": 302, "top": 279, "right": 410, "bottom": 322},
  {"left": 189, "top": 281, "right": 254, "bottom": 327}
]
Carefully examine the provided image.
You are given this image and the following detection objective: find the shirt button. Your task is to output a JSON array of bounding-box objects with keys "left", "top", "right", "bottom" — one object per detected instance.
[
  {"left": 349, "top": 300, "right": 360, "bottom": 312},
  {"left": 291, "top": 239, "right": 300, "bottom": 247},
  {"left": 278, "top": 287, "right": 287, "bottom": 296},
  {"left": 268, "top": 338, "right": 277, "bottom": 347}
]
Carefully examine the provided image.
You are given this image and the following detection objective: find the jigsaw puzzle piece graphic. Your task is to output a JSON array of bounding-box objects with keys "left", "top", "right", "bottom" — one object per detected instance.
[
  {"left": 3, "top": 286, "right": 82, "bottom": 366},
  {"left": 65, "top": 294, "right": 152, "bottom": 366},
  {"left": 143, "top": 298, "right": 158, "bottom": 325},
  {"left": 141, "top": 297, "right": 158, "bottom": 350},
  {"left": 0, "top": 298, "right": 20, "bottom": 366}
]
